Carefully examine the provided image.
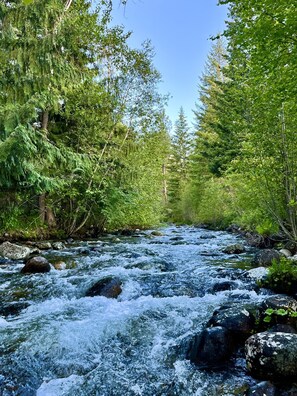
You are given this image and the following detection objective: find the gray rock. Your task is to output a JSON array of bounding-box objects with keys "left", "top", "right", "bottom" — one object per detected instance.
[
  {"left": 0, "top": 242, "right": 31, "bottom": 260},
  {"left": 35, "top": 242, "right": 52, "bottom": 250},
  {"left": 279, "top": 248, "right": 293, "bottom": 258},
  {"left": 21, "top": 256, "right": 51, "bottom": 274},
  {"left": 222, "top": 244, "right": 246, "bottom": 254},
  {"left": 252, "top": 249, "right": 281, "bottom": 267},
  {"left": 245, "top": 332, "right": 297, "bottom": 380},
  {"left": 187, "top": 326, "right": 234, "bottom": 368}
]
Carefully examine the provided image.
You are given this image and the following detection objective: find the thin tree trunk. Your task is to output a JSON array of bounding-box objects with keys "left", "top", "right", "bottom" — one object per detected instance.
[{"left": 39, "top": 110, "right": 56, "bottom": 227}]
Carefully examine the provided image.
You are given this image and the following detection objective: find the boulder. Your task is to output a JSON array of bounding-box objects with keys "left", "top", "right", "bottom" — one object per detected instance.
[
  {"left": 21, "top": 256, "right": 51, "bottom": 274},
  {"left": 207, "top": 304, "right": 257, "bottom": 339},
  {"left": 86, "top": 277, "right": 122, "bottom": 298},
  {"left": 0, "top": 242, "right": 31, "bottom": 260},
  {"left": 222, "top": 244, "right": 246, "bottom": 254},
  {"left": 245, "top": 332, "right": 297, "bottom": 380},
  {"left": 251, "top": 249, "right": 281, "bottom": 267},
  {"left": 187, "top": 326, "right": 234, "bottom": 368}
]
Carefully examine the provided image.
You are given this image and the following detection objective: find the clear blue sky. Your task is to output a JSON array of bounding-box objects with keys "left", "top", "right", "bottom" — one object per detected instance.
[{"left": 111, "top": 0, "right": 228, "bottom": 129}]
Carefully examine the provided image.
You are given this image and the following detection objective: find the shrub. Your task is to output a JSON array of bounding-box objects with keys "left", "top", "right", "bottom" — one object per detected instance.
[{"left": 262, "top": 257, "right": 297, "bottom": 295}]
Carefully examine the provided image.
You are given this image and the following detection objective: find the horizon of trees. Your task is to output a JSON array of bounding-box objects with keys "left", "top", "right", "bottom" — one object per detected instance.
[{"left": 1, "top": 0, "right": 297, "bottom": 241}]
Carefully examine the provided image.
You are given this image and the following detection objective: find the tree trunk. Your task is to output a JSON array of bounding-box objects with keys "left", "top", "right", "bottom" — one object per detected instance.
[{"left": 39, "top": 110, "right": 56, "bottom": 228}]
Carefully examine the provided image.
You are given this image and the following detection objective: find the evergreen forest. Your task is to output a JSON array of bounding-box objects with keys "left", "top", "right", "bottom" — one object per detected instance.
[{"left": 1, "top": 0, "right": 297, "bottom": 241}]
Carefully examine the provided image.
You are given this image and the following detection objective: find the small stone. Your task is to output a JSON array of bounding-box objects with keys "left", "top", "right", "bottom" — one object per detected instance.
[
  {"left": 53, "top": 261, "right": 67, "bottom": 270},
  {"left": 279, "top": 248, "right": 293, "bottom": 258},
  {"left": 36, "top": 242, "right": 52, "bottom": 250},
  {"left": 52, "top": 242, "right": 65, "bottom": 250}
]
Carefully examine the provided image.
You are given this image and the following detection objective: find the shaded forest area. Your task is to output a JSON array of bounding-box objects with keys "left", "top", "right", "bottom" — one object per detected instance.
[{"left": 1, "top": 0, "right": 297, "bottom": 241}]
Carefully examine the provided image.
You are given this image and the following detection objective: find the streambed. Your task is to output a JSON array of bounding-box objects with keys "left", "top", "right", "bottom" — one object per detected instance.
[{"left": 0, "top": 226, "right": 267, "bottom": 395}]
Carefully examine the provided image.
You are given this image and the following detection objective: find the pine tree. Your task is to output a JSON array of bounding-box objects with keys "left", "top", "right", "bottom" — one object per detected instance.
[{"left": 168, "top": 107, "right": 192, "bottom": 221}]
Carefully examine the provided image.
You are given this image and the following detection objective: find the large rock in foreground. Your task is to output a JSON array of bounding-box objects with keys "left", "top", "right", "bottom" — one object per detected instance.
[
  {"left": 21, "top": 256, "right": 51, "bottom": 274},
  {"left": 86, "top": 277, "right": 122, "bottom": 298},
  {"left": 187, "top": 326, "right": 234, "bottom": 368},
  {"left": 0, "top": 242, "right": 31, "bottom": 260},
  {"left": 245, "top": 332, "right": 297, "bottom": 380}
]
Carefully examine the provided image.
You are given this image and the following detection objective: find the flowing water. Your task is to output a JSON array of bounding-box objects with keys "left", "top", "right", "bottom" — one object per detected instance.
[{"left": 0, "top": 226, "right": 267, "bottom": 396}]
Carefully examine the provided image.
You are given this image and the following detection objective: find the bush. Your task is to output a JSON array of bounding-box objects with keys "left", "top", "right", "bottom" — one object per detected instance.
[{"left": 262, "top": 257, "right": 297, "bottom": 295}]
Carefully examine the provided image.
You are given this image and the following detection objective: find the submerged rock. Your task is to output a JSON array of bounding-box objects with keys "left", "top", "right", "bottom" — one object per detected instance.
[
  {"left": 151, "top": 231, "right": 163, "bottom": 237},
  {"left": 252, "top": 249, "right": 281, "bottom": 267},
  {"left": 187, "top": 326, "right": 234, "bottom": 368},
  {"left": 212, "top": 281, "right": 237, "bottom": 293},
  {"left": 21, "top": 256, "right": 51, "bottom": 274},
  {"left": 0, "top": 242, "right": 31, "bottom": 260},
  {"left": 86, "top": 277, "right": 122, "bottom": 298},
  {"left": 245, "top": 332, "right": 297, "bottom": 380},
  {"left": 0, "top": 302, "right": 30, "bottom": 317}
]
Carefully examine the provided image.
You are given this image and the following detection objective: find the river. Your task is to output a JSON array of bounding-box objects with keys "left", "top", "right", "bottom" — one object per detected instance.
[{"left": 0, "top": 225, "right": 267, "bottom": 395}]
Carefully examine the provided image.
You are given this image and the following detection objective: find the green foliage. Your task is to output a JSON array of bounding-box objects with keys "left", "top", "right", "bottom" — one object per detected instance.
[
  {"left": 262, "top": 257, "right": 297, "bottom": 295},
  {"left": 0, "top": 0, "right": 170, "bottom": 236},
  {"left": 263, "top": 307, "right": 297, "bottom": 324}
]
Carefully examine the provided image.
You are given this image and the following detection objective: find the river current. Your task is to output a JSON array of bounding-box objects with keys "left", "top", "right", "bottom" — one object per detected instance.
[{"left": 0, "top": 225, "right": 267, "bottom": 395}]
